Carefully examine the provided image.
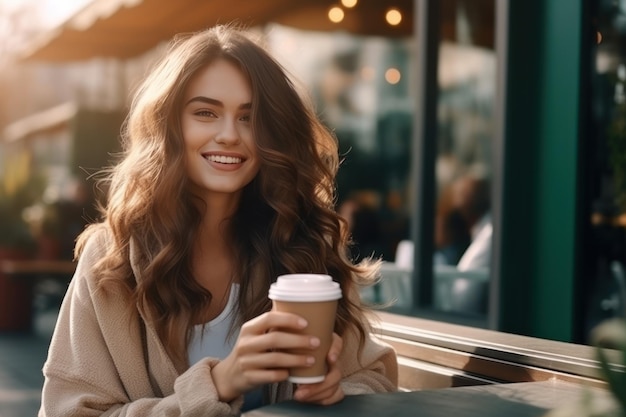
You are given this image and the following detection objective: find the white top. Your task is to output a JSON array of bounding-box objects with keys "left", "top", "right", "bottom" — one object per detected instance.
[
  {"left": 187, "top": 283, "right": 264, "bottom": 411},
  {"left": 188, "top": 284, "right": 238, "bottom": 365},
  {"left": 457, "top": 213, "right": 492, "bottom": 271}
]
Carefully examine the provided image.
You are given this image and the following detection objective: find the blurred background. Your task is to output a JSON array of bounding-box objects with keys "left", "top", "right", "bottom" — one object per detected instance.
[{"left": 0, "top": 0, "right": 624, "bottom": 415}]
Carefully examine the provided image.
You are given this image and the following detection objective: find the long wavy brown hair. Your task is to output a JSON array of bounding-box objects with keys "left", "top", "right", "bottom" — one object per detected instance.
[{"left": 76, "top": 24, "right": 380, "bottom": 368}]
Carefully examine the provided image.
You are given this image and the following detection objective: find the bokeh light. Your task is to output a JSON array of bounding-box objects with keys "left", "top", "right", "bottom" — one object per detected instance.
[
  {"left": 328, "top": 6, "right": 345, "bottom": 23},
  {"left": 385, "top": 67, "right": 401, "bottom": 84},
  {"left": 341, "top": 0, "right": 358, "bottom": 8},
  {"left": 386, "top": 8, "right": 402, "bottom": 26}
]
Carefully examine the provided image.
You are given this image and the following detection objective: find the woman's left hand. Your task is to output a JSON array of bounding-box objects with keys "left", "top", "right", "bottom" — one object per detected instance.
[{"left": 293, "top": 332, "right": 345, "bottom": 405}]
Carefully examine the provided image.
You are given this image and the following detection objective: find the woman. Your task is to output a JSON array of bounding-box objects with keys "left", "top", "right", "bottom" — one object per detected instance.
[{"left": 39, "top": 24, "right": 397, "bottom": 416}]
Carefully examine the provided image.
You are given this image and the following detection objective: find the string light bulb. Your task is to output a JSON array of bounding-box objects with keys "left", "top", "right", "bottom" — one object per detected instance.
[
  {"left": 328, "top": 6, "right": 345, "bottom": 23},
  {"left": 386, "top": 8, "right": 402, "bottom": 26},
  {"left": 341, "top": 0, "right": 358, "bottom": 8}
]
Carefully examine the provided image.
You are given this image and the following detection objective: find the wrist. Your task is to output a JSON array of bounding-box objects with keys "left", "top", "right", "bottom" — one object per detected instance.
[{"left": 210, "top": 360, "right": 240, "bottom": 403}]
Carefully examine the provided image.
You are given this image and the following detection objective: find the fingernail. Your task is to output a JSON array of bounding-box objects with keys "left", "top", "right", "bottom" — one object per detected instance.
[
  {"left": 307, "top": 356, "right": 315, "bottom": 365},
  {"left": 310, "top": 337, "right": 320, "bottom": 347},
  {"left": 298, "top": 319, "right": 308, "bottom": 328},
  {"left": 329, "top": 352, "right": 338, "bottom": 363}
]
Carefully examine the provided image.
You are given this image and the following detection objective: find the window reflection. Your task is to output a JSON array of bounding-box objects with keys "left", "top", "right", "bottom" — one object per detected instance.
[
  {"left": 266, "top": 0, "right": 497, "bottom": 323},
  {"left": 266, "top": 24, "right": 414, "bottom": 265},
  {"left": 432, "top": 0, "right": 495, "bottom": 317}
]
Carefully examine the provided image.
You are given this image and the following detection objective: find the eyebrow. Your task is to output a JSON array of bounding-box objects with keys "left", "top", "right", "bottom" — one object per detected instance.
[{"left": 185, "top": 96, "right": 251, "bottom": 110}]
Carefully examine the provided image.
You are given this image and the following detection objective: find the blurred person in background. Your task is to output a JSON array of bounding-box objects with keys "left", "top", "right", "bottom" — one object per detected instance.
[
  {"left": 39, "top": 24, "right": 397, "bottom": 417},
  {"left": 379, "top": 189, "right": 410, "bottom": 261},
  {"left": 451, "top": 167, "right": 492, "bottom": 271},
  {"left": 433, "top": 182, "right": 471, "bottom": 266}
]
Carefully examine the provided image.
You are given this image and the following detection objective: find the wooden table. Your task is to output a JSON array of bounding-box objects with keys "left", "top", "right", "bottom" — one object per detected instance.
[{"left": 243, "top": 380, "right": 617, "bottom": 417}]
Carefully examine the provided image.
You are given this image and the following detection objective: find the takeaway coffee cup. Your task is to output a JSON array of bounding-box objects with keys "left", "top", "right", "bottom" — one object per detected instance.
[{"left": 268, "top": 273, "right": 342, "bottom": 383}]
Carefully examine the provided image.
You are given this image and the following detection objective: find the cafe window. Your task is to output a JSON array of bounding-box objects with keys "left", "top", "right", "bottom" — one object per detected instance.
[
  {"left": 266, "top": 23, "right": 415, "bottom": 266},
  {"left": 428, "top": 0, "right": 496, "bottom": 322},
  {"left": 264, "top": 0, "right": 498, "bottom": 329}
]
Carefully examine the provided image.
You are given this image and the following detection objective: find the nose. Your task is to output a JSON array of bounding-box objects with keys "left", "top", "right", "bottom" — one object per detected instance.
[{"left": 215, "top": 117, "right": 241, "bottom": 145}]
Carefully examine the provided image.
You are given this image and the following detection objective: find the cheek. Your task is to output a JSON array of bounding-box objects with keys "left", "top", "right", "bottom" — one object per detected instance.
[
  {"left": 248, "top": 145, "right": 261, "bottom": 172},
  {"left": 243, "top": 132, "right": 260, "bottom": 164},
  {"left": 181, "top": 116, "right": 212, "bottom": 147},
  {"left": 182, "top": 125, "right": 203, "bottom": 149},
  {"left": 251, "top": 161, "right": 261, "bottom": 178}
]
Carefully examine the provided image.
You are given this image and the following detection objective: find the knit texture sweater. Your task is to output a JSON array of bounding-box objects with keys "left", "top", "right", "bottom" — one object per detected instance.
[{"left": 39, "top": 226, "right": 398, "bottom": 416}]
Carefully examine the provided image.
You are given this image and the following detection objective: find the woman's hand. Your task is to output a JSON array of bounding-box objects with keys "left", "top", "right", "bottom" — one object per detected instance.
[
  {"left": 211, "top": 311, "right": 319, "bottom": 403},
  {"left": 293, "top": 332, "right": 345, "bottom": 405}
]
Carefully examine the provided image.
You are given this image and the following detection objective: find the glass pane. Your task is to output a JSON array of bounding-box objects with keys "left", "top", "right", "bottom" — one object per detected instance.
[
  {"left": 432, "top": 0, "right": 495, "bottom": 318},
  {"left": 263, "top": 5, "right": 498, "bottom": 323},
  {"left": 268, "top": 25, "right": 415, "bottom": 261},
  {"left": 583, "top": 0, "right": 626, "bottom": 342},
  {"left": 265, "top": 24, "right": 414, "bottom": 306}
]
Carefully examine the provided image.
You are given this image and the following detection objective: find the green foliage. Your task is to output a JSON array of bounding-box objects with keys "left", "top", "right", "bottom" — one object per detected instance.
[
  {"left": 593, "top": 318, "right": 626, "bottom": 417},
  {"left": 0, "top": 175, "right": 44, "bottom": 252},
  {"left": 0, "top": 197, "right": 31, "bottom": 250},
  {"left": 597, "top": 349, "right": 626, "bottom": 415}
]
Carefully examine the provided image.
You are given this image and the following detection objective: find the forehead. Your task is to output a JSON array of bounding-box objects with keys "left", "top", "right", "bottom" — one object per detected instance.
[{"left": 184, "top": 58, "right": 252, "bottom": 103}]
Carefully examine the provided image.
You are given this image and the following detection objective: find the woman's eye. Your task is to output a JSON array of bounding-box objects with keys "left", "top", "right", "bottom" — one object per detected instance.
[
  {"left": 239, "top": 114, "right": 251, "bottom": 122},
  {"left": 195, "top": 110, "right": 216, "bottom": 118}
]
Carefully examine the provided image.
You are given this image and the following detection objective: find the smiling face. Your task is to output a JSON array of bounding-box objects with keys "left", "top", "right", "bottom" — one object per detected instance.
[{"left": 181, "top": 58, "right": 260, "bottom": 204}]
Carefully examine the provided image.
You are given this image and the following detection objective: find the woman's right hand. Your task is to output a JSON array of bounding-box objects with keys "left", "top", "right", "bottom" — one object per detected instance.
[{"left": 210, "top": 311, "right": 319, "bottom": 402}]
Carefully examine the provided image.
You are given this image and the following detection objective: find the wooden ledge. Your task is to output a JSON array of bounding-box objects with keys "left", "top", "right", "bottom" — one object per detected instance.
[{"left": 370, "top": 311, "right": 621, "bottom": 391}]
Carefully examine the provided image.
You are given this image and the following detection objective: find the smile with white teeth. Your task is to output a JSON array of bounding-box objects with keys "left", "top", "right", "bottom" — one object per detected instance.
[{"left": 205, "top": 155, "right": 242, "bottom": 164}]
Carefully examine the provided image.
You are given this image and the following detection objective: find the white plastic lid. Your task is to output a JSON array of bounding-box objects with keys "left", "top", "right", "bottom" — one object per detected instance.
[{"left": 268, "top": 274, "right": 342, "bottom": 302}]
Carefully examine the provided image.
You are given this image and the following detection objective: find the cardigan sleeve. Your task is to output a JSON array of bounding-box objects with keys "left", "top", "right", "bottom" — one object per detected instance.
[
  {"left": 337, "top": 321, "right": 399, "bottom": 395},
  {"left": 39, "top": 229, "right": 244, "bottom": 417},
  {"left": 336, "top": 286, "right": 398, "bottom": 395}
]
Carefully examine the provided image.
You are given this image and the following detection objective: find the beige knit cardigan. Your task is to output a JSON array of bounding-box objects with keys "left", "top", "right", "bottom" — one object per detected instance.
[{"left": 39, "top": 226, "right": 398, "bottom": 416}]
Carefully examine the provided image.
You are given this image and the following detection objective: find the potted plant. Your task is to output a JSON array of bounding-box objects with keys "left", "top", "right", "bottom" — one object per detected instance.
[
  {"left": 0, "top": 195, "right": 35, "bottom": 256},
  {"left": 542, "top": 318, "right": 625, "bottom": 417},
  {"left": 593, "top": 318, "right": 626, "bottom": 417}
]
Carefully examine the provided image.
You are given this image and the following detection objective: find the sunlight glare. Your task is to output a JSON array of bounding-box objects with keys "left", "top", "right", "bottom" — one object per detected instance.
[{"left": 0, "top": 0, "right": 93, "bottom": 27}]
